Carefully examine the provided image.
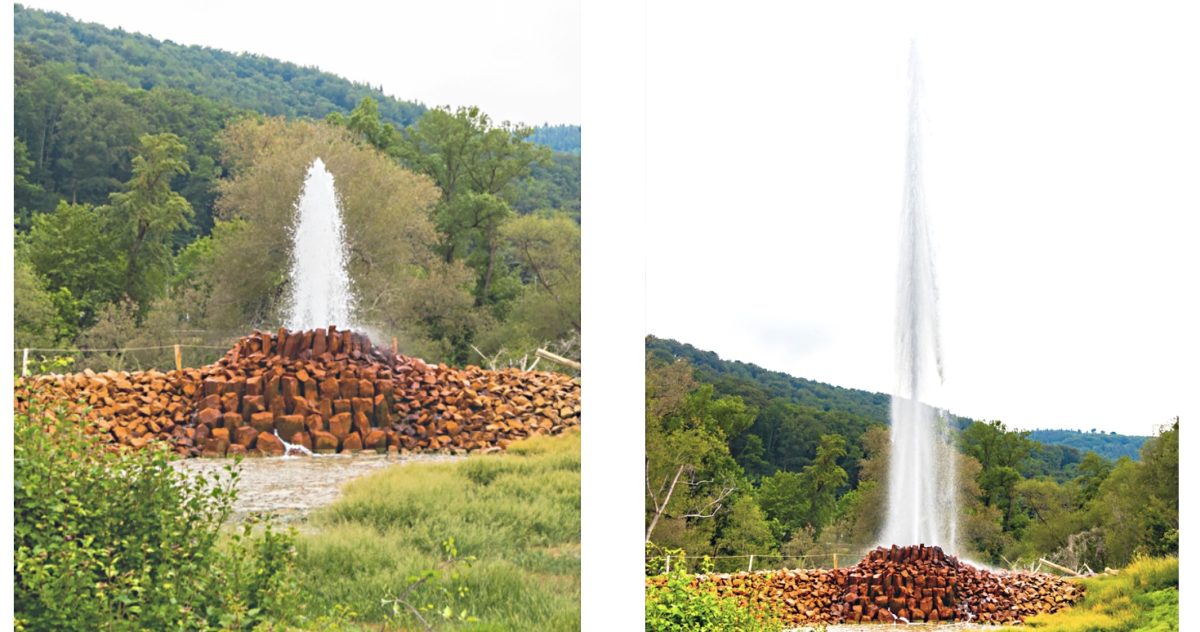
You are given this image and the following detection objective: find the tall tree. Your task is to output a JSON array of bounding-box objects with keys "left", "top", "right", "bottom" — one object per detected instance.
[
  {"left": 397, "top": 106, "right": 550, "bottom": 307},
  {"left": 106, "top": 133, "right": 193, "bottom": 310}
]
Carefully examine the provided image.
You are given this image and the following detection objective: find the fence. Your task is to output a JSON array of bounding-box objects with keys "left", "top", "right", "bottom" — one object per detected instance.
[
  {"left": 648, "top": 549, "right": 860, "bottom": 575},
  {"left": 16, "top": 343, "right": 235, "bottom": 377}
]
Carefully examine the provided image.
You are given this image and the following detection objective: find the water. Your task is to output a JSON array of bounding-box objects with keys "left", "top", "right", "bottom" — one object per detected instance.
[
  {"left": 284, "top": 158, "right": 356, "bottom": 330},
  {"left": 879, "top": 42, "right": 959, "bottom": 551},
  {"left": 274, "top": 429, "right": 318, "bottom": 458}
]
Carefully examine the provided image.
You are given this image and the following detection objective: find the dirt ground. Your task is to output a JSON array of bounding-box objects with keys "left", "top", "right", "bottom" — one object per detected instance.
[{"left": 172, "top": 453, "right": 461, "bottom": 524}]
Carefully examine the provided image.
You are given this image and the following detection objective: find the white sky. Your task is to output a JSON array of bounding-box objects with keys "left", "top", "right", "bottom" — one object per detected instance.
[
  {"left": 17, "top": 0, "right": 580, "bottom": 126},
  {"left": 646, "top": 2, "right": 1200, "bottom": 435}
]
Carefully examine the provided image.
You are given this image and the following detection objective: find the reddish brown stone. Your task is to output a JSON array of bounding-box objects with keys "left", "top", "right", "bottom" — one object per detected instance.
[
  {"left": 306, "top": 414, "right": 324, "bottom": 435},
  {"left": 250, "top": 411, "right": 275, "bottom": 433},
  {"left": 342, "top": 432, "right": 362, "bottom": 452},
  {"left": 235, "top": 425, "right": 259, "bottom": 447},
  {"left": 197, "top": 407, "right": 222, "bottom": 426},
  {"left": 256, "top": 431, "right": 285, "bottom": 456},
  {"left": 312, "top": 430, "right": 338, "bottom": 453},
  {"left": 365, "top": 429, "right": 387, "bottom": 452},
  {"left": 275, "top": 414, "right": 306, "bottom": 442},
  {"left": 328, "top": 412, "right": 352, "bottom": 440}
]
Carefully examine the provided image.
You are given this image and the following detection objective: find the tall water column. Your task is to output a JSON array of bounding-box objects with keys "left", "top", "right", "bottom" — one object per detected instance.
[
  {"left": 879, "top": 42, "right": 958, "bottom": 551},
  {"left": 284, "top": 158, "right": 357, "bottom": 330}
]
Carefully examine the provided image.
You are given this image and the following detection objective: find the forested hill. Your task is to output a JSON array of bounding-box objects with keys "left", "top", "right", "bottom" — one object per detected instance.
[
  {"left": 1028, "top": 429, "right": 1148, "bottom": 461},
  {"left": 529, "top": 124, "right": 581, "bottom": 154},
  {"left": 646, "top": 335, "right": 1149, "bottom": 463},
  {"left": 646, "top": 335, "right": 892, "bottom": 425},
  {"left": 14, "top": 4, "right": 427, "bottom": 126}
]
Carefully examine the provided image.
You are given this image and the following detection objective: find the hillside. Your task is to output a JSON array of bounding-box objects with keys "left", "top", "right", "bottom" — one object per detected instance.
[
  {"left": 1028, "top": 429, "right": 1148, "bottom": 461},
  {"left": 647, "top": 336, "right": 1146, "bottom": 467},
  {"left": 14, "top": 4, "right": 426, "bottom": 126}
]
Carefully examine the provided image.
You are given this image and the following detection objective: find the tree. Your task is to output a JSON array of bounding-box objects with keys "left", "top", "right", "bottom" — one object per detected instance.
[
  {"left": 24, "top": 200, "right": 126, "bottom": 334},
  {"left": 397, "top": 106, "right": 551, "bottom": 307},
  {"left": 106, "top": 133, "right": 193, "bottom": 311},
  {"left": 213, "top": 117, "right": 476, "bottom": 361}
]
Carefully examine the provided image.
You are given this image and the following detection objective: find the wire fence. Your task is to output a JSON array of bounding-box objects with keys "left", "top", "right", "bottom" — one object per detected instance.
[
  {"left": 15, "top": 341, "right": 237, "bottom": 377},
  {"left": 647, "top": 550, "right": 860, "bottom": 575}
]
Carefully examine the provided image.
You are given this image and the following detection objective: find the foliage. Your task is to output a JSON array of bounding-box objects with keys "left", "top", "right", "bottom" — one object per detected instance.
[
  {"left": 1018, "top": 556, "right": 1177, "bottom": 632},
  {"left": 14, "top": 5, "right": 425, "bottom": 127},
  {"left": 645, "top": 554, "right": 782, "bottom": 632},
  {"left": 13, "top": 393, "right": 296, "bottom": 630},
  {"left": 1028, "top": 428, "right": 1149, "bottom": 461},
  {"left": 293, "top": 429, "right": 581, "bottom": 630},
  {"left": 527, "top": 124, "right": 581, "bottom": 154}
]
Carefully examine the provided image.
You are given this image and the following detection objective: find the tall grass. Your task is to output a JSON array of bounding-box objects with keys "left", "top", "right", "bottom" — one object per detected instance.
[
  {"left": 1017, "top": 556, "right": 1178, "bottom": 632},
  {"left": 294, "top": 429, "right": 581, "bottom": 630}
]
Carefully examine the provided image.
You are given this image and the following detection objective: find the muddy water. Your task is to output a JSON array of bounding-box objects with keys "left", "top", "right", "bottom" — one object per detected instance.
[{"left": 172, "top": 453, "right": 461, "bottom": 525}]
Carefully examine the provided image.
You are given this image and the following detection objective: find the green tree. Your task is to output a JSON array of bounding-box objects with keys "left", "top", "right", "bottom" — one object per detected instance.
[
  {"left": 106, "top": 133, "right": 193, "bottom": 310},
  {"left": 24, "top": 200, "right": 126, "bottom": 333},
  {"left": 397, "top": 106, "right": 550, "bottom": 307}
]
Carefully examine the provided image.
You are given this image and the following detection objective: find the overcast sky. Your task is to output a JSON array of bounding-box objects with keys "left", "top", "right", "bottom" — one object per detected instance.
[
  {"left": 18, "top": 0, "right": 580, "bottom": 125},
  {"left": 646, "top": 2, "right": 1199, "bottom": 435}
]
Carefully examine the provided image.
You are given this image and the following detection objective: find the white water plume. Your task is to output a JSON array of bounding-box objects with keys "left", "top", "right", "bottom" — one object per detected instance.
[
  {"left": 880, "top": 42, "right": 959, "bottom": 552},
  {"left": 285, "top": 158, "right": 357, "bottom": 330}
]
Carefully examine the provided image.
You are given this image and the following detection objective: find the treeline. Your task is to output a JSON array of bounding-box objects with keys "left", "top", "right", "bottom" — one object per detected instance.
[
  {"left": 528, "top": 124, "right": 581, "bottom": 154},
  {"left": 15, "top": 4, "right": 425, "bottom": 127},
  {"left": 1028, "top": 429, "right": 1148, "bottom": 461},
  {"left": 14, "top": 16, "right": 580, "bottom": 374},
  {"left": 645, "top": 340, "right": 1178, "bottom": 574}
]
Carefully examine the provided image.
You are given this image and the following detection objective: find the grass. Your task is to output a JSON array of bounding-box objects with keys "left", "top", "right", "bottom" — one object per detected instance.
[
  {"left": 1014, "top": 556, "right": 1178, "bottom": 632},
  {"left": 292, "top": 428, "right": 581, "bottom": 631}
]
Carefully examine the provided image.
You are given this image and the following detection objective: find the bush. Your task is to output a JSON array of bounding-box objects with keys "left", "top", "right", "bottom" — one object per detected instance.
[
  {"left": 14, "top": 392, "right": 296, "bottom": 630},
  {"left": 645, "top": 553, "right": 781, "bottom": 632}
]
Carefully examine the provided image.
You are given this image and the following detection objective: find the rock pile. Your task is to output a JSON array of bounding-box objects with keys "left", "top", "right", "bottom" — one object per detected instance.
[
  {"left": 649, "top": 544, "right": 1083, "bottom": 626},
  {"left": 16, "top": 327, "right": 581, "bottom": 457}
]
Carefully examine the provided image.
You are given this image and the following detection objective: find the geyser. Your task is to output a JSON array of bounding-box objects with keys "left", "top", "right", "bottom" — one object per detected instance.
[
  {"left": 285, "top": 158, "right": 356, "bottom": 330},
  {"left": 880, "top": 42, "right": 958, "bottom": 550}
]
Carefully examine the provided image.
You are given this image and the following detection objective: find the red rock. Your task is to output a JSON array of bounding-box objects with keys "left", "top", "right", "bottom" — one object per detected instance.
[
  {"left": 312, "top": 430, "right": 338, "bottom": 453},
  {"left": 328, "top": 412, "right": 352, "bottom": 440},
  {"left": 342, "top": 432, "right": 362, "bottom": 452},
  {"left": 275, "top": 414, "right": 306, "bottom": 442},
  {"left": 235, "top": 425, "right": 259, "bottom": 447},
  {"left": 365, "top": 429, "right": 387, "bottom": 452},
  {"left": 250, "top": 411, "right": 275, "bottom": 433},
  {"left": 197, "top": 407, "right": 222, "bottom": 426},
  {"left": 256, "top": 431, "right": 285, "bottom": 456}
]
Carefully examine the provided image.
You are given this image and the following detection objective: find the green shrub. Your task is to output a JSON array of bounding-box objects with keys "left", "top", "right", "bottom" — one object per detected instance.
[
  {"left": 645, "top": 554, "right": 782, "bottom": 632},
  {"left": 14, "top": 393, "right": 296, "bottom": 630}
]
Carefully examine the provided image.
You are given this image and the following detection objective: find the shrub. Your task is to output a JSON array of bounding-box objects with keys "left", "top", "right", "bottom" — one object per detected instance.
[
  {"left": 645, "top": 553, "right": 782, "bottom": 632},
  {"left": 14, "top": 392, "right": 296, "bottom": 630}
]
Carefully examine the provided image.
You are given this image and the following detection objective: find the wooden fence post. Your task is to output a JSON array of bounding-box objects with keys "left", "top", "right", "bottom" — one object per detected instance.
[
  {"left": 664, "top": 555, "right": 671, "bottom": 574},
  {"left": 748, "top": 554, "right": 755, "bottom": 572},
  {"left": 174, "top": 344, "right": 182, "bottom": 372},
  {"left": 392, "top": 337, "right": 398, "bottom": 354},
  {"left": 22, "top": 348, "right": 30, "bottom": 377},
  {"left": 833, "top": 552, "right": 839, "bottom": 569}
]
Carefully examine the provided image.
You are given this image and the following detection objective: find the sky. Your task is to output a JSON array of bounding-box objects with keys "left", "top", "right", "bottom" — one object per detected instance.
[
  {"left": 646, "top": 2, "right": 1200, "bottom": 436},
  {"left": 17, "top": 0, "right": 580, "bottom": 126}
]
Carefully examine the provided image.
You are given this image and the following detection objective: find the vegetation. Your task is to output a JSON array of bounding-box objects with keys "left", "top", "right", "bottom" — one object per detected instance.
[
  {"left": 645, "top": 553, "right": 782, "bottom": 632},
  {"left": 1016, "top": 556, "right": 1178, "bottom": 632},
  {"left": 14, "top": 4, "right": 425, "bottom": 127},
  {"left": 13, "top": 6, "right": 581, "bottom": 370},
  {"left": 1028, "top": 428, "right": 1149, "bottom": 461},
  {"left": 645, "top": 338, "right": 1179, "bottom": 575},
  {"left": 14, "top": 394, "right": 296, "bottom": 631},
  {"left": 293, "top": 429, "right": 581, "bottom": 630}
]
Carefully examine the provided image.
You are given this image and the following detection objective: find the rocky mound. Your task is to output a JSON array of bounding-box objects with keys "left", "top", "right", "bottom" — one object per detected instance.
[
  {"left": 16, "top": 327, "right": 581, "bottom": 457},
  {"left": 650, "top": 544, "right": 1083, "bottom": 626}
]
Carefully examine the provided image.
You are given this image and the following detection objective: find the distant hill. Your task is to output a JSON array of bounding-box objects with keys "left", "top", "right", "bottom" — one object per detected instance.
[
  {"left": 529, "top": 124, "right": 581, "bottom": 154},
  {"left": 647, "top": 336, "right": 1147, "bottom": 465},
  {"left": 1028, "top": 429, "right": 1148, "bottom": 461},
  {"left": 14, "top": 4, "right": 427, "bottom": 127}
]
